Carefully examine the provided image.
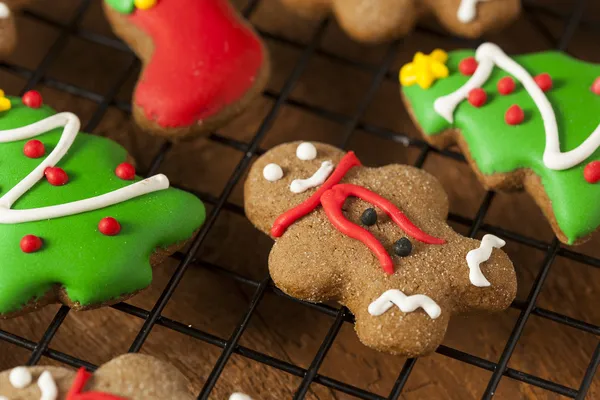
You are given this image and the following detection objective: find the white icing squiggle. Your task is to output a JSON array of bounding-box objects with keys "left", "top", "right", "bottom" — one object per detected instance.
[
  {"left": 9, "top": 367, "right": 32, "bottom": 389},
  {"left": 0, "top": 2, "right": 10, "bottom": 19},
  {"left": 434, "top": 42, "right": 600, "bottom": 171},
  {"left": 457, "top": 0, "right": 490, "bottom": 23},
  {"left": 290, "top": 161, "right": 334, "bottom": 194},
  {"left": 230, "top": 393, "right": 253, "bottom": 400},
  {"left": 37, "top": 371, "right": 58, "bottom": 400},
  {"left": 0, "top": 112, "right": 169, "bottom": 224},
  {"left": 466, "top": 234, "right": 505, "bottom": 287},
  {"left": 368, "top": 289, "right": 441, "bottom": 319}
]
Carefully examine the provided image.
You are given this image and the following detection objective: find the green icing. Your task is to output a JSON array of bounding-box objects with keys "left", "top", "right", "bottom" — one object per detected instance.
[
  {"left": 105, "top": 0, "right": 135, "bottom": 14},
  {"left": 402, "top": 49, "right": 600, "bottom": 244},
  {"left": 0, "top": 98, "right": 205, "bottom": 314}
]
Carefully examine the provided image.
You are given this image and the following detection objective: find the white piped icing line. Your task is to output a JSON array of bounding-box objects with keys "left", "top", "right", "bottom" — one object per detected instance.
[
  {"left": 296, "top": 142, "right": 317, "bottom": 161},
  {"left": 263, "top": 163, "right": 284, "bottom": 182},
  {"left": 466, "top": 234, "right": 505, "bottom": 287},
  {"left": 368, "top": 289, "right": 441, "bottom": 319},
  {"left": 0, "top": 2, "right": 10, "bottom": 19},
  {"left": 457, "top": 0, "right": 490, "bottom": 23},
  {"left": 9, "top": 366, "right": 32, "bottom": 389},
  {"left": 37, "top": 371, "right": 58, "bottom": 400},
  {"left": 434, "top": 42, "right": 600, "bottom": 171},
  {"left": 230, "top": 393, "right": 253, "bottom": 400},
  {"left": 0, "top": 112, "right": 169, "bottom": 224},
  {"left": 290, "top": 161, "right": 334, "bottom": 194}
]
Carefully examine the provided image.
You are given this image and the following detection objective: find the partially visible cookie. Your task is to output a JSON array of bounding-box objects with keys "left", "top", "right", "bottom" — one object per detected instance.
[
  {"left": 0, "top": 0, "right": 35, "bottom": 57},
  {"left": 0, "top": 354, "right": 194, "bottom": 399},
  {"left": 102, "top": 0, "right": 270, "bottom": 140},
  {"left": 244, "top": 141, "right": 517, "bottom": 356},
  {"left": 279, "top": 0, "right": 520, "bottom": 43}
]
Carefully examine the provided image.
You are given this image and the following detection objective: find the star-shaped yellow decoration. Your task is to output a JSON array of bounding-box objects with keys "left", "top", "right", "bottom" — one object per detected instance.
[
  {"left": 0, "top": 90, "right": 11, "bottom": 112},
  {"left": 399, "top": 49, "right": 449, "bottom": 90}
]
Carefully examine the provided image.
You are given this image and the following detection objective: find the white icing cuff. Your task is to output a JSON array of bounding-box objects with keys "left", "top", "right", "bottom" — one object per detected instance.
[
  {"left": 465, "top": 234, "right": 505, "bottom": 287},
  {"left": 368, "top": 289, "right": 441, "bottom": 319}
]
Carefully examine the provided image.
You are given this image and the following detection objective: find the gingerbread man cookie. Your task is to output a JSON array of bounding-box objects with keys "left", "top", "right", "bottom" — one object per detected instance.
[
  {"left": 102, "top": 0, "right": 270, "bottom": 140},
  {"left": 401, "top": 43, "right": 600, "bottom": 245},
  {"left": 279, "top": 0, "right": 520, "bottom": 43},
  {"left": 245, "top": 142, "right": 516, "bottom": 356},
  {"left": 0, "top": 354, "right": 194, "bottom": 399},
  {"left": 0, "top": 91, "right": 205, "bottom": 318}
]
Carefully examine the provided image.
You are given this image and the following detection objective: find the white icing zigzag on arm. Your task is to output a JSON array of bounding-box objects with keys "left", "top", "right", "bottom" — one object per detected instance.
[
  {"left": 368, "top": 289, "right": 441, "bottom": 319},
  {"left": 434, "top": 42, "right": 600, "bottom": 171},
  {"left": 465, "top": 234, "right": 505, "bottom": 287},
  {"left": 457, "top": 0, "right": 490, "bottom": 23},
  {"left": 0, "top": 112, "right": 169, "bottom": 224}
]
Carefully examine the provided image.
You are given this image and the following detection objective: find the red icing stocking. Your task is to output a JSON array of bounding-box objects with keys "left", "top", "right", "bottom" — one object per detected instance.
[{"left": 128, "top": 0, "right": 266, "bottom": 128}]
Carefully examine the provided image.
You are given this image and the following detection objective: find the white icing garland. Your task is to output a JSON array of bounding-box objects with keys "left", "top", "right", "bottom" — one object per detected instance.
[
  {"left": 37, "top": 371, "right": 57, "bottom": 400},
  {"left": 368, "top": 289, "right": 441, "bottom": 319},
  {"left": 434, "top": 42, "right": 600, "bottom": 171},
  {"left": 0, "top": 2, "right": 10, "bottom": 19},
  {"left": 290, "top": 161, "right": 334, "bottom": 193},
  {"left": 457, "top": 0, "right": 490, "bottom": 23},
  {"left": 465, "top": 234, "right": 505, "bottom": 287},
  {"left": 0, "top": 112, "right": 169, "bottom": 224},
  {"left": 9, "top": 367, "right": 32, "bottom": 389}
]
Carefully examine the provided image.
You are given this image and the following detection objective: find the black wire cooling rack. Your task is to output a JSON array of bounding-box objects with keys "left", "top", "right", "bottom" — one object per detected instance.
[{"left": 0, "top": 0, "right": 599, "bottom": 398}]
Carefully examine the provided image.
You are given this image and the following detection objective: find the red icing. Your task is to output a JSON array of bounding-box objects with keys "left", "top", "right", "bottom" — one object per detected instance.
[
  {"left": 497, "top": 76, "right": 515, "bottom": 95},
  {"left": 128, "top": 0, "right": 265, "bottom": 128},
  {"left": 99, "top": 217, "right": 121, "bottom": 236},
  {"left": 22, "top": 90, "right": 43, "bottom": 108},
  {"left": 505, "top": 105, "right": 524, "bottom": 125},
  {"left": 23, "top": 139, "right": 45, "bottom": 158},
  {"left": 115, "top": 162, "right": 136, "bottom": 180},
  {"left": 20, "top": 235, "right": 42, "bottom": 253},
  {"left": 584, "top": 161, "right": 600, "bottom": 183},
  {"left": 459, "top": 57, "right": 478, "bottom": 76},
  {"left": 66, "top": 368, "right": 126, "bottom": 400},
  {"left": 44, "top": 167, "right": 69, "bottom": 186},
  {"left": 271, "top": 152, "right": 445, "bottom": 274},
  {"left": 591, "top": 77, "right": 600, "bottom": 95},
  {"left": 534, "top": 73, "right": 553, "bottom": 92},
  {"left": 468, "top": 88, "right": 487, "bottom": 107}
]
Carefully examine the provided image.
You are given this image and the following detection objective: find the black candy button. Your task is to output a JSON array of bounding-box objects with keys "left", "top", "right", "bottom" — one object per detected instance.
[
  {"left": 360, "top": 208, "right": 377, "bottom": 226},
  {"left": 393, "top": 237, "right": 412, "bottom": 257}
]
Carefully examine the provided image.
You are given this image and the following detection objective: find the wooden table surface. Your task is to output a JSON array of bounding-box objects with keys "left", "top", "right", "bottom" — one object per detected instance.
[{"left": 1, "top": 0, "right": 599, "bottom": 399}]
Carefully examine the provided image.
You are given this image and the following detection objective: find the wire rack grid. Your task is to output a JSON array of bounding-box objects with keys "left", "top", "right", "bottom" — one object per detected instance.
[{"left": 0, "top": 0, "right": 599, "bottom": 398}]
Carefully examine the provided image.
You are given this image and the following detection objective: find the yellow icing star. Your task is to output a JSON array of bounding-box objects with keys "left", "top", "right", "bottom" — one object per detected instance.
[
  {"left": 134, "top": 0, "right": 157, "bottom": 10},
  {"left": 399, "top": 49, "right": 449, "bottom": 90},
  {"left": 0, "top": 90, "right": 11, "bottom": 112}
]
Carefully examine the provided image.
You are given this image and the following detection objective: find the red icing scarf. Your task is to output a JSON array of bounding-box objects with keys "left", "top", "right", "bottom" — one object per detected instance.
[{"left": 271, "top": 152, "right": 445, "bottom": 275}]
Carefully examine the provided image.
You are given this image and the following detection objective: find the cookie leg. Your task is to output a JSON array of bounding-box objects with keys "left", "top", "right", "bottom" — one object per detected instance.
[
  {"left": 331, "top": 0, "right": 420, "bottom": 43},
  {"left": 0, "top": 5, "right": 17, "bottom": 58}
]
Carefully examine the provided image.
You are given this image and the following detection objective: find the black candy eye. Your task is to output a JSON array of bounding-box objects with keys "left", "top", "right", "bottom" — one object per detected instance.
[
  {"left": 393, "top": 237, "right": 412, "bottom": 257},
  {"left": 360, "top": 208, "right": 377, "bottom": 226}
]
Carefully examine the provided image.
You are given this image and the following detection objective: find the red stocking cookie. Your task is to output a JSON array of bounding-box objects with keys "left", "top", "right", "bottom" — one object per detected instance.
[
  {"left": 279, "top": 0, "right": 520, "bottom": 43},
  {"left": 0, "top": 354, "right": 194, "bottom": 399},
  {"left": 103, "top": 0, "right": 270, "bottom": 140},
  {"left": 245, "top": 142, "right": 517, "bottom": 356}
]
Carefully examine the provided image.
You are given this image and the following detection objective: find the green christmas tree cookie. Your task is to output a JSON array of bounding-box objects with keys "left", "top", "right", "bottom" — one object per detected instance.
[
  {"left": 0, "top": 92, "right": 205, "bottom": 317},
  {"left": 400, "top": 42, "right": 600, "bottom": 245}
]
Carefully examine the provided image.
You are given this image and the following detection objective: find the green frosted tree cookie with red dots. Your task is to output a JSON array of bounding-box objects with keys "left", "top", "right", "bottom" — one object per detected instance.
[
  {"left": 400, "top": 43, "right": 600, "bottom": 245},
  {"left": 0, "top": 91, "right": 205, "bottom": 318}
]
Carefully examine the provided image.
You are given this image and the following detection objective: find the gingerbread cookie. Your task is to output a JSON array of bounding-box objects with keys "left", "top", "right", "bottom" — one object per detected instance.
[
  {"left": 0, "top": 354, "right": 194, "bottom": 399},
  {"left": 0, "top": 91, "right": 205, "bottom": 318},
  {"left": 244, "top": 141, "right": 516, "bottom": 356},
  {"left": 0, "top": 0, "right": 35, "bottom": 57},
  {"left": 278, "top": 0, "right": 520, "bottom": 43},
  {"left": 400, "top": 43, "right": 600, "bottom": 245},
  {"left": 102, "top": 0, "right": 270, "bottom": 140}
]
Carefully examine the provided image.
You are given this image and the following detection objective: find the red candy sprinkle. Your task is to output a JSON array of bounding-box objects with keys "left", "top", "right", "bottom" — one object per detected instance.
[
  {"left": 99, "top": 217, "right": 121, "bottom": 236},
  {"left": 23, "top": 140, "right": 45, "bottom": 158},
  {"left": 20, "top": 235, "right": 43, "bottom": 253},
  {"left": 468, "top": 88, "right": 487, "bottom": 107},
  {"left": 505, "top": 105, "right": 525, "bottom": 125},
  {"left": 44, "top": 167, "right": 69, "bottom": 186},
  {"left": 498, "top": 77, "right": 516, "bottom": 95},
  {"left": 584, "top": 161, "right": 600, "bottom": 183},
  {"left": 591, "top": 77, "right": 600, "bottom": 95},
  {"left": 22, "top": 90, "right": 43, "bottom": 109},
  {"left": 534, "top": 73, "right": 553, "bottom": 92},
  {"left": 459, "top": 57, "right": 478, "bottom": 76},
  {"left": 115, "top": 162, "right": 136, "bottom": 180}
]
